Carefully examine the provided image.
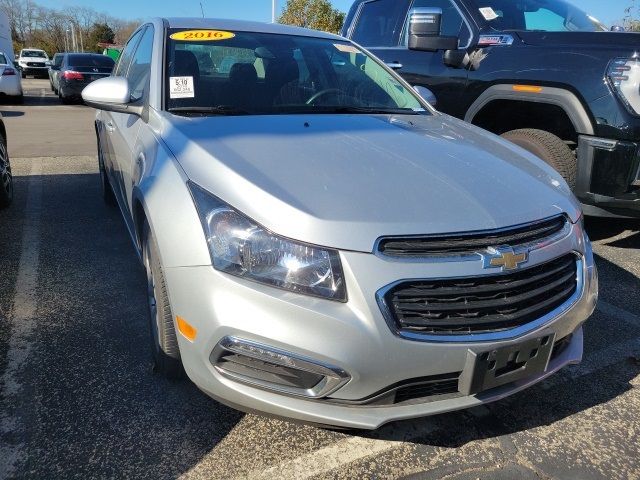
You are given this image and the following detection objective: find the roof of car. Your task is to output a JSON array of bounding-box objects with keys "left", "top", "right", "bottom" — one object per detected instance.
[{"left": 161, "top": 17, "right": 345, "bottom": 41}]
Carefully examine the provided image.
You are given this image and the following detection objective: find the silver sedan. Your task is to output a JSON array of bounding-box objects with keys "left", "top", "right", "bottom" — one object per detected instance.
[{"left": 83, "top": 18, "right": 597, "bottom": 429}]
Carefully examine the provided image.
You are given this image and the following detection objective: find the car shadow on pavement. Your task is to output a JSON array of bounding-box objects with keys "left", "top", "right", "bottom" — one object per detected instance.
[
  {"left": 361, "top": 254, "right": 640, "bottom": 448},
  {"left": 585, "top": 216, "right": 640, "bottom": 241}
]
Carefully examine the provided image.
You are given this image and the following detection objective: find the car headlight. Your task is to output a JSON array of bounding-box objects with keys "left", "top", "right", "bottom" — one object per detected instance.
[
  {"left": 188, "top": 181, "right": 347, "bottom": 302},
  {"left": 608, "top": 57, "right": 640, "bottom": 115}
]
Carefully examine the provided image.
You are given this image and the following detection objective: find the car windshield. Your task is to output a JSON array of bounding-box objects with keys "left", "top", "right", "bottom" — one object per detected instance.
[
  {"left": 22, "top": 50, "right": 47, "bottom": 58},
  {"left": 471, "top": 0, "right": 607, "bottom": 32},
  {"left": 165, "top": 29, "right": 428, "bottom": 115},
  {"left": 68, "top": 54, "right": 115, "bottom": 67}
]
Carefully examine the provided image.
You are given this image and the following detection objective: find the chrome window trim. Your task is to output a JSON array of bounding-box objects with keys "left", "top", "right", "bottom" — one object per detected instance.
[
  {"left": 211, "top": 336, "right": 351, "bottom": 398},
  {"left": 373, "top": 214, "right": 571, "bottom": 263},
  {"left": 375, "top": 254, "right": 585, "bottom": 343},
  {"left": 400, "top": 1, "right": 474, "bottom": 50}
]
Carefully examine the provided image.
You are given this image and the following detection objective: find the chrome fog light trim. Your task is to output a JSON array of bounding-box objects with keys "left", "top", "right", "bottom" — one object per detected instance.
[{"left": 210, "top": 336, "right": 350, "bottom": 398}]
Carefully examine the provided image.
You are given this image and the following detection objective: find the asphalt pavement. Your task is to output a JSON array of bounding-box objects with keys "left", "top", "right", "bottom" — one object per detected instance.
[{"left": 0, "top": 79, "right": 639, "bottom": 480}]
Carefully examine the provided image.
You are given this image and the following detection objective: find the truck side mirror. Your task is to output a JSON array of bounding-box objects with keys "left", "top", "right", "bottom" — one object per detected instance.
[{"left": 407, "top": 8, "right": 459, "bottom": 52}]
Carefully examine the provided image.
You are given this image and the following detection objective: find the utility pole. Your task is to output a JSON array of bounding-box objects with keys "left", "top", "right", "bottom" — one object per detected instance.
[
  {"left": 79, "top": 25, "right": 84, "bottom": 52},
  {"left": 70, "top": 23, "right": 77, "bottom": 52},
  {"left": 272, "top": 0, "right": 276, "bottom": 23}
]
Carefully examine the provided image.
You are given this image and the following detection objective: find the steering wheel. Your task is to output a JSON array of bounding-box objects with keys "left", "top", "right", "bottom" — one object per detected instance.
[{"left": 305, "top": 88, "right": 344, "bottom": 105}]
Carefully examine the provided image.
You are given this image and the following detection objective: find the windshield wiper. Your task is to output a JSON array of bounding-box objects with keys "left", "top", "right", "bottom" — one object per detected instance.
[
  {"left": 168, "top": 105, "right": 251, "bottom": 116},
  {"left": 311, "top": 106, "right": 425, "bottom": 115}
]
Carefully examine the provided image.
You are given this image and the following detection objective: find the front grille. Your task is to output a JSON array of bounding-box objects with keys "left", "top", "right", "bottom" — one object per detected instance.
[
  {"left": 378, "top": 215, "right": 567, "bottom": 257},
  {"left": 26, "top": 62, "right": 45, "bottom": 67},
  {"left": 382, "top": 254, "right": 578, "bottom": 335}
]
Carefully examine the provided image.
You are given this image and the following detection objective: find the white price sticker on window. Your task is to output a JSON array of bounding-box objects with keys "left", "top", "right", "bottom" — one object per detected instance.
[
  {"left": 169, "top": 76, "right": 195, "bottom": 99},
  {"left": 479, "top": 7, "right": 499, "bottom": 21}
]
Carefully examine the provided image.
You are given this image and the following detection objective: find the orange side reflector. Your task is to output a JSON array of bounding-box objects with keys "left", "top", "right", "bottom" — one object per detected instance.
[
  {"left": 513, "top": 85, "right": 543, "bottom": 93},
  {"left": 176, "top": 316, "right": 197, "bottom": 342}
]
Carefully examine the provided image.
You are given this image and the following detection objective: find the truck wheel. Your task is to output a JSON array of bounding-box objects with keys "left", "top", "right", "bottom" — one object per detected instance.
[
  {"left": 501, "top": 128, "right": 577, "bottom": 190},
  {"left": 0, "top": 133, "right": 13, "bottom": 208},
  {"left": 142, "top": 222, "right": 184, "bottom": 380}
]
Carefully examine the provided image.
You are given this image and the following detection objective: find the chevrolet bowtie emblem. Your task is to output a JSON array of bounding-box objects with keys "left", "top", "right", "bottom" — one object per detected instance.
[{"left": 482, "top": 247, "right": 528, "bottom": 271}]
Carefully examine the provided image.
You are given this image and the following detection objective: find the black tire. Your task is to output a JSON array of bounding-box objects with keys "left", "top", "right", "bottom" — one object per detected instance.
[
  {"left": 142, "top": 223, "right": 184, "bottom": 379},
  {"left": 59, "top": 87, "right": 71, "bottom": 105},
  {"left": 0, "top": 133, "right": 13, "bottom": 208},
  {"left": 97, "top": 140, "right": 117, "bottom": 206},
  {"left": 501, "top": 128, "right": 577, "bottom": 189}
]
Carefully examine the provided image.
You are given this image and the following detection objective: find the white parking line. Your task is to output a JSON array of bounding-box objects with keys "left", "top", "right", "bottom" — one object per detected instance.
[
  {"left": 0, "top": 161, "right": 43, "bottom": 477},
  {"left": 241, "top": 303, "right": 640, "bottom": 480}
]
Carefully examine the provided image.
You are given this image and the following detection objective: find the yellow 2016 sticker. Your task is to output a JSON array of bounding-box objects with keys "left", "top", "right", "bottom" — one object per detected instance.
[{"left": 170, "top": 30, "right": 235, "bottom": 41}]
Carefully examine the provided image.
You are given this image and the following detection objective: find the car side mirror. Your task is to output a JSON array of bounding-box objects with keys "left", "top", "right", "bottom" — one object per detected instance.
[
  {"left": 413, "top": 85, "right": 437, "bottom": 108},
  {"left": 82, "top": 76, "right": 143, "bottom": 116},
  {"left": 407, "top": 8, "right": 459, "bottom": 52}
]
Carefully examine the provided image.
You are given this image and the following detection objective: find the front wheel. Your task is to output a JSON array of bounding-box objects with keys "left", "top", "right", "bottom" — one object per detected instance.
[
  {"left": 501, "top": 128, "right": 577, "bottom": 190},
  {"left": 142, "top": 223, "right": 184, "bottom": 379},
  {"left": 0, "top": 133, "right": 13, "bottom": 208}
]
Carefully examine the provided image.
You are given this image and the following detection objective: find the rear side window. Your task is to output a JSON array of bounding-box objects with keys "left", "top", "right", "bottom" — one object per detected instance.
[
  {"left": 351, "top": 0, "right": 408, "bottom": 47},
  {"left": 0, "top": 54, "right": 6, "bottom": 64}
]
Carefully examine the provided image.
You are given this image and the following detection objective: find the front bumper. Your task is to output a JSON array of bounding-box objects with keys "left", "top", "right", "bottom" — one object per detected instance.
[
  {"left": 20, "top": 66, "right": 48, "bottom": 76},
  {"left": 576, "top": 136, "right": 640, "bottom": 217},
  {"left": 165, "top": 224, "right": 598, "bottom": 429}
]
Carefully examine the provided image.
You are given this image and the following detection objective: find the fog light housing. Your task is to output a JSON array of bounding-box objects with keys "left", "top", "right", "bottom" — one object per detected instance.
[{"left": 210, "top": 336, "right": 350, "bottom": 398}]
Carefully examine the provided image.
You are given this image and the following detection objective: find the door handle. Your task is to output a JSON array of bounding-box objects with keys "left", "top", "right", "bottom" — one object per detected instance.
[
  {"left": 105, "top": 121, "right": 115, "bottom": 133},
  {"left": 385, "top": 62, "right": 403, "bottom": 69}
]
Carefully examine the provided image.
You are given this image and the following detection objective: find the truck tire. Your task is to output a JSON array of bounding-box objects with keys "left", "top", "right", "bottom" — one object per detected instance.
[
  {"left": 142, "top": 222, "right": 184, "bottom": 380},
  {"left": 501, "top": 128, "right": 577, "bottom": 190}
]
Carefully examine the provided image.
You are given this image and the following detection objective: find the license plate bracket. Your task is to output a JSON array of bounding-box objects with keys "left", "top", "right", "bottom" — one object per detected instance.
[{"left": 459, "top": 333, "right": 556, "bottom": 396}]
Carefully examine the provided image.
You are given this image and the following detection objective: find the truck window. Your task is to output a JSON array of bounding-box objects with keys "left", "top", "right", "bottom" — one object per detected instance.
[
  {"left": 351, "top": 0, "right": 408, "bottom": 47},
  {"left": 405, "top": 0, "right": 472, "bottom": 48}
]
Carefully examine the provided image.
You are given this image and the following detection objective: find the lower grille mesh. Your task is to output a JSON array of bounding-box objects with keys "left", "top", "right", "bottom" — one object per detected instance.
[{"left": 383, "top": 254, "right": 578, "bottom": 335}]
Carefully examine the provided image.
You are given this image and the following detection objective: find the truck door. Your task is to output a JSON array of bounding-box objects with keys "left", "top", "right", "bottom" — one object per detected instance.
[{"left": 348, "top": 0, "right": 473, "bottom": 117}]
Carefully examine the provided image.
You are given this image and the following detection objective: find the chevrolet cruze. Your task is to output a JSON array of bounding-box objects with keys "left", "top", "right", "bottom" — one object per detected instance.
[{"left": 82, "top": 18, "right": 598, "bottom": 429}]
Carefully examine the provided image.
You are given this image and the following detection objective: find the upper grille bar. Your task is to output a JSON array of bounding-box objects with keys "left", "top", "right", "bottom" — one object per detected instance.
[{"left": 377, "top": 215, "right": 568, "bottom": 257}]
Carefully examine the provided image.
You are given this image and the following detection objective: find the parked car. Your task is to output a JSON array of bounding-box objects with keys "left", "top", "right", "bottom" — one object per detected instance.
[
  {"left": 343, "top": 0, "right": 640, "bottom": 219},
  {"left": 57, "top": 53, "right": 114, "bottom": 104},
  {"left": 0, "top": 51, "right": 23, "bottom": 103},
  {"left": 0, "top": 112, "right": 12, "bottom": 208},
  {"left": 16, "top": 48, "right": 49, "bottom": 78},
  {"left": 82, "top": 18, "right": 598, "bottom": 430},
  {"left": 48, "top": 52, "right": 63, "bottom": 93}
]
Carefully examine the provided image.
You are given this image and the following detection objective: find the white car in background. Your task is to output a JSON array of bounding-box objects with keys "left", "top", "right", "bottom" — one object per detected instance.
[
  {"left": 16, "top": 48, "right": 49, "bottom": 79},
  {"left": 0, "top": 51, "right": 22, "bottom": 103}
]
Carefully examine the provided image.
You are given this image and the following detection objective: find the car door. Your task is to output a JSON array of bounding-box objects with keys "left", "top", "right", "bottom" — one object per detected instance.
[
  {"left": 349, "top": 0, "right": 474, "bottom": 117},
  {"left": 101, "top": 27, "right": 145, "bottom": 213},
  {"left": 109, "top": 24, "right": 154, "bottom": 221}
]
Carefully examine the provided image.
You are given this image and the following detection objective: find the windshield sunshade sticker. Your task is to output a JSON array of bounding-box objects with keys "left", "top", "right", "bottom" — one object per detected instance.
[
  {"left": 169, "top": 76, "right": 195, "bottom": 98},
  {"left": 333, "top": 43, "right": 360, "bottom": 54},
  {"left": 479, "top": 7, "right": 499, "bottom": 21},
  {"left": 169, "top": 30, "right": 235, "bottom": 41}
]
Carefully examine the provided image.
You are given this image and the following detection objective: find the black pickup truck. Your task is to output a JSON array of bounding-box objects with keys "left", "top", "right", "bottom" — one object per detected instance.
[{"left": 342, "top": 0, "right": 640, "bottom": 218}]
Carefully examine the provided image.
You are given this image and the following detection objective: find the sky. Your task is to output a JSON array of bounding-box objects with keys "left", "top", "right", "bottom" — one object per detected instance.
[{"left": 34, "top": 0, "right": 632, "bottom": 27}]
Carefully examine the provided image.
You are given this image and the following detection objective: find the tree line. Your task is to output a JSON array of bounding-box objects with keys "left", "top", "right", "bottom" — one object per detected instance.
[{"left": 0, "top": 0, "right": 140, "bottom": 56}]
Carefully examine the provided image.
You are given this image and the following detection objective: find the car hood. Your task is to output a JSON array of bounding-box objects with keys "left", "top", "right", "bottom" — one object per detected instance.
[
  {"left": 162, "top": 112, "right": 581, "bottom": 252},
  {"left": 514, "top": 31, "right": 640, "bottom": 48}
]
